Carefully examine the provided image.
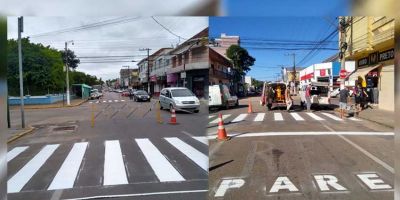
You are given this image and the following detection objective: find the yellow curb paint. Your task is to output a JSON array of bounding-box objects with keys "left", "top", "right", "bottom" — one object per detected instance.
[{"left": 7, "top": 126, "right": 35, "bottom": 144}]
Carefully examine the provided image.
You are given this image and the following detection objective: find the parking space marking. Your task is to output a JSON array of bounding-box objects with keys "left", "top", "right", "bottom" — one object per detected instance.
[
  {"left": 274, "top": 113, "right": 284, "bottom": 121},
  {"left": 135, "top": 139, "right": 185, "bottom": 182},
  {"left": 254, "top": 113, "right": 265, "bottom": 122}
]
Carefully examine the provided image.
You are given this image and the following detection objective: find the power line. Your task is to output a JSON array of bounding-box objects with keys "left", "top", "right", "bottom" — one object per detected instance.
[{"left": 151, "top": 16, "right": 188, "bottom": 41}]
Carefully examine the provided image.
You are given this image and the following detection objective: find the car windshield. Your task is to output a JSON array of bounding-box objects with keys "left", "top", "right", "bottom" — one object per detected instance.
[
  {"left": 136, "top": 91, "right": 147, "bottom": 95},
  {"left": 171, "top": 89, "right": 194, "bottom": 97}
]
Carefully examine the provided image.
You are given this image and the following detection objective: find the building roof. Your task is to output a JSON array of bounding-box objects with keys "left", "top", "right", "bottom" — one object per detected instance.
[{"left": 137, "top": 48, "right": 173, "bottom": 65}]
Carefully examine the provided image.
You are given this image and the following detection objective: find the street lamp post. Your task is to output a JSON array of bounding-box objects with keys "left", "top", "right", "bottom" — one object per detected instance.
[
  {"left": 18, "top": 16, "right": 25, "bottom": 128},
  {"left": 65, "top": 40, "right": 74, "bottom": 106}
]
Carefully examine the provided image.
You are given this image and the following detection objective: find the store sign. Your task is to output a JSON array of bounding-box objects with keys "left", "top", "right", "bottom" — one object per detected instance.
[
  {"left": 181, "top": 72, "right": 186, "bottom": 78},
  {"left": 358, "top": 48, "right": 394, "bottom": 67}
]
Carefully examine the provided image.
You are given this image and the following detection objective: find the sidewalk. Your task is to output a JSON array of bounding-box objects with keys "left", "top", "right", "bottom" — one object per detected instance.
[
  {"left": 357, "top": 106, "right": 394, "bottom": 128},
  {"left": 6, "top": 126, "right": 35, "bottom": 143}
]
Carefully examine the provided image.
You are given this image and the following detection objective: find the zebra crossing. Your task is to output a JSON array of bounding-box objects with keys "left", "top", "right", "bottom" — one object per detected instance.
[
  {"left": 7, "top": 137, "right": 207, "bottom": 193},
  {"left": 208, "top": 112, "right": 362, "bottom": 124},
  {"left": 89, "top": 99, "right": 126, "bottom": 104}
]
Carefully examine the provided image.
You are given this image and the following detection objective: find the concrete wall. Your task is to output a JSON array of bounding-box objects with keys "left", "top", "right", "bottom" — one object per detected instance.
[
  {"left": 8, "top": 95, "right": 74, "bottom": 105},
  {"left": 378, "top": 64, "right": 394, "bottom": 111}
]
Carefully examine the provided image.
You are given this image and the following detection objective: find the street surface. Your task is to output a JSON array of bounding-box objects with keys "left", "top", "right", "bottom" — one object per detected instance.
[
  {"left": 7, "top": 91, "right": 208, "bottom": 200},
  {"left": 208, "top": 96, "right": 394, "bottom": 200}
]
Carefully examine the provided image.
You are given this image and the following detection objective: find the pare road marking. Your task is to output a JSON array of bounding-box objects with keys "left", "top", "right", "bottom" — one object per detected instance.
[{"left": 214, "top": 178, "right": 245, "bottom": 197}]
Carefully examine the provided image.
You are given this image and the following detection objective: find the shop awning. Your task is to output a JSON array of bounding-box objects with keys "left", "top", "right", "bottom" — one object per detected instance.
[{"left": 347, "top": 64, "right": 381, "bottom": 81}]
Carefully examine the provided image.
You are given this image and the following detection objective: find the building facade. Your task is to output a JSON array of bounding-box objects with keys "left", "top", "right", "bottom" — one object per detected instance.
[
  {"left": 120, "top": 68, "right": 139, "bottom": 89},
  {"left": 344, "top": 16, "right": 394, "bottom": 111},
  {"left": 299, "top": 61, "right": 355, "bottom": 87},
  {"left": 209, "top": 47, "right": 232, "bottom": 86}
]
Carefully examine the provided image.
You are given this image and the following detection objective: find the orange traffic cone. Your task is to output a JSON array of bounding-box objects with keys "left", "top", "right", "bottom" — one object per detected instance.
[
  {"left": 169, "top": 108, "right": 178, "bottom": 125},
  {"left": 248, "top": 99, "right": 253, "bottom": 113},
  {"left": 217, "top": 113, "right": 229, "bottom": 141}
]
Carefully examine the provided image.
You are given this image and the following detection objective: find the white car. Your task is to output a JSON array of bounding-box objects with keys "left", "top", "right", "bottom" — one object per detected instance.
[
  {"left": 159, "top": 87, "right": 200, "bottom": 113},
  {"left": 330, "top": 88, "right": 354, "bottom": 98}
]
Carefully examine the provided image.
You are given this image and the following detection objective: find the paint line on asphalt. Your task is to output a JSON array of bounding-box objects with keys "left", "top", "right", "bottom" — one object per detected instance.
[
  {"left": 306, "top": 113, "right": 325, "bottom": 121},
  {"left": 209, "top": 114, "right": 231, "bottom": 124},
  {"left": 8, "top": 144, "right": 59, "bottom": 193},
  {"left": 231, "top": 114, "right": 248, "bottom": 123},
  {"left": 192, "top": 137, "right": 209, "bottom": 146},
  {"left": 114, "top": 100, "right": 119, "bottom": 102},
  {"left": 254, "top": 113, "right": 265, "bottom": 122},
  {"left": 337, "top": 134, "right": 394, "bottom": 173},
  {"left": 62, "top": 190, "right": 208, "bottom": 200},
  {"left": 103, "top": 140, "right": 128, "bottom": 185},
  {"left": 348, "top": 117, "right": 362, "bottom": 121},
  {"left": 121, "top": 100, "right": 125, "bottom": 102},
  {"left": 108, "top": 100, "right": 113, "bottom": 103},
  {"left": 321, "top": 113, "right": 343, "bottom": 121},
  {"left": 165, "top": 137, "right": 208, "bottom": 171},
  {"left": 274, "top": 113, "right": 284, "bottom": 121},
  {"left": 7, "top": 146, "right": 29, "bottom": 162},
  {"left": 48, "top": 142, "right": 88, "bottom": 190},
  {"left": 290, "top": 113, "right": 304, "bottom": 121},
  {"left": 208, "top": 115, "right": 215, "bottom": 119},
  {"left": 135, "top": 139, "right": 185, "bottom": 182}
]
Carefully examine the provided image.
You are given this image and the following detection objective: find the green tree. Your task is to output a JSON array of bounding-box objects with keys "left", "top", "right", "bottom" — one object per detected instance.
[
  {"left": 226, "top": 45, "right": 255, "bottom": 81},
  {"left": 61, "top": 49, "right": 80, "bottom": 70}
]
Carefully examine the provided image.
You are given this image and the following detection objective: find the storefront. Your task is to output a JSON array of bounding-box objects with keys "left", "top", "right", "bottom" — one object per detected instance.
[
  {"left": 185, "top": 69, "right": 209, "bottom": 99},
  {"left": 348, "top": 48, "right": 394, "bottom": 110},
  {"left": 167, "top": 73, "right": 179, "bottom": 87}
]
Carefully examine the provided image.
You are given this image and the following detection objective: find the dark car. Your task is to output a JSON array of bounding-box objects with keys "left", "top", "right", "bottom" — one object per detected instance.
[{"left": 134, "top": 90, "right": 151, "bottom": 102}]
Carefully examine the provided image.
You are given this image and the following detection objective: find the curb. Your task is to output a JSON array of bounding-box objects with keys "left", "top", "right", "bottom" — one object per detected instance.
[
  {"left": 357, "top": 115, "right": 394, "bottom": 129},
  {"left": 7, "top": 126, "right": 35, "bottom": 144}
]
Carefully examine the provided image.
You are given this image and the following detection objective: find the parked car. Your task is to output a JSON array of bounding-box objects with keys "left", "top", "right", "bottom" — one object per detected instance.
[
  {"left": 299, "top": 82, "right": 331, "bottom": 109},
  {"left": 209, "top": 84, "right": 237, "bottom": 109},
  {"left": 133, "top": 90, "right": 150, "bottom": 102},
  {"left": 260, "top": 82, "right": 287, "bottom": 110},
  {"left": 90, "top": 89, "right": 102, "bottom": 100},
  {"left": 159, "top": 87, "right": 200, "bottom": 113}
]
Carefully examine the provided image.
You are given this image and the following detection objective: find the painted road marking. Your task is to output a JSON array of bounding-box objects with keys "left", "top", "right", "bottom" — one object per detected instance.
[
  {"left": 108, "top": 100, "right": 112, "bottom": 103},
  {"left": 306, "top": 113, "right": 325, "bottom": 121},
  {"left": 135, "top": 139, "right": 185, "bottom": 182},
  {"left": 231, "top": 114, "right": 248, "bottom": 123},
  {"left": 274, "top": 113, "right": 284, "bottom": 121},
  {"left": 165, "top": 137, "right": 208, "bottom": 171},
  {"left": 103, "top": 101, "right": 107, "bottom": 103},
  {"left": 214, "top": 179, "right": 245, "bottom": 197},
  {"left": 89, "top": 102, "right": 93, "bottom": 104},
  {"left": 96, "top": 101, "right": 99, "bottom": 103},
  {"left": 121, "top": 100, "right": 125, "bottom": 102},
  {"left": 348, "top": 117, "right": 362, "bottom": 121},
  {"left": 103, "top": 140, "right": 128, "bottom": 185},
  {"left": 48, "top": 142, "right": 88, "bottom": 190},
  {"left": 8, "top": 144, "right": 59, "bottom": 193},
  {"left": 314, "top": 175, "right": 347, "bottom": 191},
  {"left": 208, "top": 115, "right": 215, "bottom": 119},
  {"left": 357, "top": 173, "right": 392, "bottom": 190},
  {"left": 321, "top": 113, "right": 343, "bottom": 121},
  {"left": 7, "top": 146, "right": 29, "bottom": 162},
  {"left": 290, "top": 113, "right": 304, "bottom": 121},
  {"left": 269, "top": 176, "right": 299, "bottom": 193},
  {"left": 192, "top": 137, "right": 209, "bottom": 145},
  {"left": 62, "top": 190, "right": 208, "bottom": 200},
  {"left": 114, "top": 100, "right": 119, "bottom": 102},
  {"left": 209, "top": 114, "right": 231, "bottom": 124},
  {"left": 254, "top": 113, "right": 265, "bottom": 122}
]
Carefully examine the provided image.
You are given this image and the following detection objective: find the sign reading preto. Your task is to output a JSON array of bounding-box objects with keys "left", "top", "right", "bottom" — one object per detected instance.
[{"left": 358, "top": 48, "right": 394, "bottom": 67}]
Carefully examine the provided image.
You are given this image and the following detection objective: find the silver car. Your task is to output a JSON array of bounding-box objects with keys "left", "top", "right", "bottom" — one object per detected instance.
[{"left": 159, "top": 87, "right": 200, "bottom": 113}]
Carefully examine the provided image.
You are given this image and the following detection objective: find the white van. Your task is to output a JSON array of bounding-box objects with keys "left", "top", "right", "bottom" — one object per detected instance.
[
  {"left": 209, "top": 84, "right": 238, "bottom": 109},
  {"left": 299, "top": 82, "right": 331, "bottom": 108}
]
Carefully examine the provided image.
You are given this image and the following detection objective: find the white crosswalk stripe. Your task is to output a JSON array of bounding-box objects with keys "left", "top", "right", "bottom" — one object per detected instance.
[
  {"left": 306, "top": 113, "right": 325, "bottom": 121},
  {"left": 290, "top": 113, "right": 304, "bottom": 121},
  {"left": 114, "top": 100, "right": 119, "bottom": 102},
  {"left": 209, "top": 114, "right": 231, "bottom": 124},
  {"left": 108, "top": 100, "right": 113, "bottom": 103},
  {"left": 7, "top": 146, "right": 29, "bottom": 162},
  {"left": 121, "top": 100, "right": 125, "bottom": 102},
  {"left": 136, "top": 139, "right": 185, "bottom": 182},
  {"left": 103, "top": 100, "right": 107, "bottom": 103},
  {"left": 348, "top": 117, "right": 362, "bottom": 121},
  {"left": 193, "top": 137, "right": 209, "bottom": 145},
  {"left": 231, "top": 114, "right": 248, "bottom": 123},
  {"left": 89, "top": 102, "right": 93, "bottom": 104},
  {"left": 208, "top": 115, "right": 215, "bottom": 119},
  {"left": 254, "top": 113, "right": 266, "bottom": 122},
  {"left": 274, "top": 113, "right": 284, "bottom": 121},
  {"left": 103, "top": 140, "right": 128, "bottom": 185},
  {"left": 165, "top": 137, "right": 208, "bottom": 171},
  {"left": 48, "top": 142, "right": 88, "bottom": 190},
  {"left": 8, "top": 144, "right": 59, "bottom": 193},
  {"left": 321, "top": 113, "right": 343, "bottom": 121}
]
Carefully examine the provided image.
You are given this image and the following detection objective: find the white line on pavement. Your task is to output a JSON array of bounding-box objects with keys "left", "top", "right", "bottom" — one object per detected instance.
[
  {"left": 7, "top": 146, "right": 29, "bottom": 162},
  {"left": 306, "top": 113, "right": 325, "bottom": 121},
  {"left": 48, "top": 142, "right": 88, "bottom": 190},
  {"left": 165, "top": 137, "right": 208, "bottom": 171},
  {"left": 135, "top": 139, "right": 185, "bottom": 182},
  {"left": 348, "top": 117, "right": 362, "bottom": 121},
  {"left": 89, "top": 102, "right": 93, "bottom": 104},
  {"left": 192, "top": 137, "right": 209, "bottom": 146},
  {"left": 254, "top": 113, "right": 265, "bottom": 122},
  {"left": 114, "top": 100, "right": 119, "bottom": 102},
  {"left": 8, "top": 144, "right": 59, "bottom": 193},
  {"left": 121, "top": 100, "right": 125, "bottom": 102},
  {"left": 103, "top": 140, "right": 128, "bottom": 185},
  {"left": 209, "top": 114, "right": 231, "bottom": 124},
  {"left": 274, "top": 113, "right": 284, "bottom": 121},
  {"left": 321, "top": 113, "right": 343, "bottom": 121},
  {"left": 290, "top": 113, "right": 304, "bottom": 121},
  {"left": 62, "top": 190, "right": 208, "bottom": 200},
  {"left": 231, "top": 114, "right": 248, "bottom": 123},
  {"left": 103, "top": 101, "right": 107, "bottom": 103},
  {"left": 208, "top": 115, "right": 215, "bottom": 119},
  {"left": 108, "top": 100, "right": 112, "bottom": 103},
  {"left": 205, "top": 132, "right": 394, "bottom": 139}
]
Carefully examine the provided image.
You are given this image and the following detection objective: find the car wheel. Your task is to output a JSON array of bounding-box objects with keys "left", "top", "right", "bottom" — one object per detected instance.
[{"left": 194, "top": 110, "right": 199, "bottom": 113}]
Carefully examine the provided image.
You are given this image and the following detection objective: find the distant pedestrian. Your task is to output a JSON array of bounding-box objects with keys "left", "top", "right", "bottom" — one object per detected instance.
[
  {"left": 354, "top": 84, "right": 362, "bottom": 116},
  {"left": 305, "top": 83, "right": 311, "bottom": 112},
  {"left": 339, "top": 85, "right": 349, "bottom": 119},
  {"left": 129, "top": 89, "right": 134, "bottom": 100},
  {"left": 285, "top": 84, "right": 293, "bottom": 112}
]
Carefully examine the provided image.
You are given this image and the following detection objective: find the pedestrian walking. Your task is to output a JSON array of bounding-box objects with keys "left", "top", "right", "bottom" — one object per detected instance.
[
  {"left": 285, "top": 84, "right": 293, "bottom": 112},
  {"left": 129, "top": 89, "right": 134, "bottom": 100},
  {"left": 354, "top": 84, "right": 362, "bottom": 116},
  {"left": 339, "top": 85, "right": 349, "bottom": 119},
  {"left": 305, "top": 83, "right": 311, "bottom": 112}
]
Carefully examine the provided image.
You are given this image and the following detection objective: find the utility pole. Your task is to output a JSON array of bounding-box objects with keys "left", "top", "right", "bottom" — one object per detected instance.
[
  {"left": 140, "top": 48, "right": 151, "bottom": 93},
  {"left": 285, "top": 53, "right": 297, "bottom": 94},
  {"left": 18, "top": 16, "right": 25, "bottom": 128},
  {"left": 65, "top": 40, "right": 74, "bottom": 106},
  {"left": 339, "top": 16, "right": 348, "bottom": 88}
]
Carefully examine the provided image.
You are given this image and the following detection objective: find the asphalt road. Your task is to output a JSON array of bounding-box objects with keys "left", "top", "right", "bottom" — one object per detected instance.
[
  {"left": 7, "top": 91, "right": 208, "bottom": 200},
  {"left": 208, "top": 96, "right": 394, "bottom": 200}
]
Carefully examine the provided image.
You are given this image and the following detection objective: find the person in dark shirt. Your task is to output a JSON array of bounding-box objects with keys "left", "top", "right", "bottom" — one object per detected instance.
[{"left": 339, "top": 86, "right": 349, "bottom": 119}]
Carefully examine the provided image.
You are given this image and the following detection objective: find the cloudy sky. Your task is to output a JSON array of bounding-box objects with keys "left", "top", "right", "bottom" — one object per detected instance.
[{"left": 7, "top": 16, "right": 208, "bottom": 80}]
